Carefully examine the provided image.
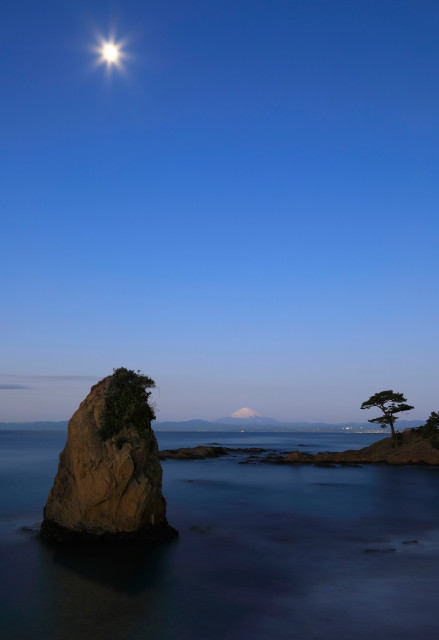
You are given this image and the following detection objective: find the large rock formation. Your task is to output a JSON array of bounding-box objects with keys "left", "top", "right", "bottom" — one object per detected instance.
[{"left": 41, "top": 368, "right": 177, "bottom": 544}]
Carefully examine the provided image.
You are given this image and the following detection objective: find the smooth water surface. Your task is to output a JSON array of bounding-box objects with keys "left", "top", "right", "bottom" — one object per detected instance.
[{"left": 1, "top": 431, "right": 439, "bottom": 639}]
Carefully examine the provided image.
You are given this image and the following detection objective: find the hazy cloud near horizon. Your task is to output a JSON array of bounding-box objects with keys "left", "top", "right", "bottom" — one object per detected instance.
[
  {"left": 0, "top": 374, "right": 100, "bottom": 421},
  {"left": 0, "top": 384, "right": 32, "bottom": 390},
  {"left": 0, "top": 375, "right": 99, "bottom": 382}
]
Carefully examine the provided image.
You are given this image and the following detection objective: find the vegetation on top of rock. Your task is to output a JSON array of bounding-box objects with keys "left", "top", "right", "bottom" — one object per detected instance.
[
  {"left": 360, "top": 390, "right": 414, "bottom": 439},
  {"left": 98, "top": 367, "right": 156, "bottom": 441}
]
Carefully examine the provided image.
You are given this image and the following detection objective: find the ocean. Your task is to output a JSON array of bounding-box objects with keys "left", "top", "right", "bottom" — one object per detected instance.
[{"left": 1, "top": 430, "right": 439, "bottom": 639}]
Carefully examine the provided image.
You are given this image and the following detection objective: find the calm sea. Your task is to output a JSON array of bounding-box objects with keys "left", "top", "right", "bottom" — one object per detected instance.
[{"left": 1, "top": 430, "right": 439, "bottom": 640}]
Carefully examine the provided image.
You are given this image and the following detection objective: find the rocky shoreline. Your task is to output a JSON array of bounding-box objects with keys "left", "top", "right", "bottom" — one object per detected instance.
[{"left": 159, "top": 429, "right": 439, "bottom": 466}]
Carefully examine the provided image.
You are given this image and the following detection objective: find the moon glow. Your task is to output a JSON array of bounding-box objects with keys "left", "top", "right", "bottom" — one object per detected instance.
[
  {"left": 103, "top": 43, "right": 119, "bottom": 63},
  {"left": 93, "top": 35, "right": 127, "bottom": 73}
]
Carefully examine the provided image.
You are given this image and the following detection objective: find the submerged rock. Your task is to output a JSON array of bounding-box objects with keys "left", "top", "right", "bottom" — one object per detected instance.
[
  {"left": 158, "top": 445, "right": 277, "bottom": 461},
  {"left": 159, "top": 445, "right": 229, "bottom": 460},
  {"left": 41, "top": 368, "right": 177, "bottom": 544}
]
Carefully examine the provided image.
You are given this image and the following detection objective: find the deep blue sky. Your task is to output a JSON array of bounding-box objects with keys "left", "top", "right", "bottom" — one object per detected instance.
[{"left": 1, "top": 0, "right": 438, "bottom": 422}]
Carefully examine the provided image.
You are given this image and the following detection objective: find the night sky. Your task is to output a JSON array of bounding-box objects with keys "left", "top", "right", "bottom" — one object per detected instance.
[{"left": 1, "top": 1, "right": 438, "bottom": 422}]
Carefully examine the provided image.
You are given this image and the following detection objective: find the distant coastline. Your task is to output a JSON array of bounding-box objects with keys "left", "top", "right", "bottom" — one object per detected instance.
[
  {"left": 0, "top": 419, "right": 424, "bottom": 433},
  {"left": 154, "top": 418, "right": 424, "bottom": 433}
]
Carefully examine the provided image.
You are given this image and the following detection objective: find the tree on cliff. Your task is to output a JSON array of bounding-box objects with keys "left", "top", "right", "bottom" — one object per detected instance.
[{"left": 360, "top": 390, "right": 414, "bottom": 438}]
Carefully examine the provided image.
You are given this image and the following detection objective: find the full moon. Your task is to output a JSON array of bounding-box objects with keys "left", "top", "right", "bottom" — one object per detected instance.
[
  {"left": 103, "top": 43, "right": 119, "bottom": 63},
  {"left": 93, "top": 34, "right": 127, "bottom": 73}
]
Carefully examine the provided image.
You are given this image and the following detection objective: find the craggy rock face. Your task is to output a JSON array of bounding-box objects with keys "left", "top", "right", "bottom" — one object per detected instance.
[{"left": 42, "top": 375, "right": 175, "bottom": 542}]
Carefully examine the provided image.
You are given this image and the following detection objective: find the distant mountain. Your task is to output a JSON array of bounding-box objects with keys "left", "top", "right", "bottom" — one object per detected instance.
[
  {"left": 215, "top": 407, "right": 280, "bottom": 426},
  {"left": 230, "top": 407, "right": 261, "bottom": 419},
  {"left": 216, "top": 415, "right": 280, "bottom": 425}
]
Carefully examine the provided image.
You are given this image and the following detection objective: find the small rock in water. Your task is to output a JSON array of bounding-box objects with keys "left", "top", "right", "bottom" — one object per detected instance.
[
  {"left": 20, "top": 526, "right": 37, "bottom": 534},
  {"left": 190, "top": 526, "right": 212, "bottom": 536}
]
